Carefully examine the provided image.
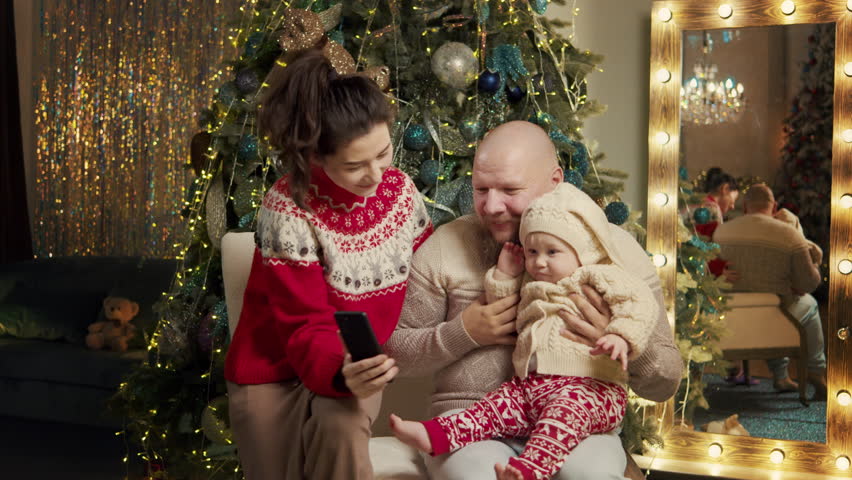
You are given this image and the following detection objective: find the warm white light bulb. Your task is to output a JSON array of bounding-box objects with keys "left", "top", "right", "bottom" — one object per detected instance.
[
  {"left": 655, "top": 131, "right": 670, "bottom": 145},
  {"left": 656, "top": 68, "right": 672, "bottom": 83},
  {"left": 843, "top": 130, "right": 852, "bottom": 143},
  {"left": 841, "top": 194, "right": 852, "bottom": 209},
  {"left": 839, "top": 260, "right": 852, "bottom": 275},
  {"left": 708, "top": 443, "right": 723, "bottom": 458},
  {"left": 780, "top": 1, "right": 796, "bottom": 15},
  {"left": 718, "top": 4, "right": 733, "bottom": 18},
  {"left": 652, "top": 254, "right": 668, "bottom": 267},
  {"left": 658, "top": 7, "right": 673, "bottom": 22},
  {"left": 845, "top": 63, "right": 852, "bottom": 77},
  {"left": 838, "top": 390, "right": 852, "bottom": 406},
  {"left": 770, "top": 449, "right": 785, "bottom": 464},
  {"left": 654, "top": 192, "right": 670, "bottom": 206},
  {"left": 837, "top": 456, "right": 851, "bottom": 471},
  {"left": 848, "top": 0, "right": 852, "bottom": 12}
]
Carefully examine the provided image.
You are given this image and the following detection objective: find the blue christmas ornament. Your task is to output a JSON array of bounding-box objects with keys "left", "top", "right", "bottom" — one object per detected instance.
[
  {"left": 237, "top": 135, "right": 259, "bottom": 161},
  {"left": 679, "top": 166, "right": 689, "bottom": 181},
  {"left": 244, "top": 31, "right": 265, "bottom": 57},
  {"left": 531, "top": 0, "right": 549, "bottom": 14},
  {"left": 549, "top": 129, "right": 571, "bottom": 144},
  {"left": 604, "top": 201, "right": 630, "bottom": 225},
  {"left": 238, "top": 211, "right": 256, "bottom": 229},
  {"left": 693, "top": 207, "right": 711, "bottom": 225},
  {"left": 566, "top": 141, "right": 590, "bottom": 176},
  {"left": 419, "top": 159, "right": 440, "bottom": 185},
  {"left": 477, "top": 70, "right": 501, "bottom": 94},
  {"left": 564, "top": 170, "right": 584, "bottom": 189},
  {"left": 235, "top": 68, "right": 261, "bottom": 94},
  {"left": 404, "top": 124, "right": 431, "bottom": 151},
  {"left": 459, "top": 120, "right": 484, "bottom": 142},
  {"left": 217, "top": 82, "right": 239, "bottom": 105},
  {"left": 506, "top": 85, "right": 525, "bottom": 103}
]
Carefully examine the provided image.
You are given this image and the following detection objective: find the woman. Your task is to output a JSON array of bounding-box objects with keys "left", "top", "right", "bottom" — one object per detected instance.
[
  {"left": 695, "top": 166, "right": 740, "bottom": 238},
  {"left": 224, "top": 45, "right": 432, "bottom": 480}
]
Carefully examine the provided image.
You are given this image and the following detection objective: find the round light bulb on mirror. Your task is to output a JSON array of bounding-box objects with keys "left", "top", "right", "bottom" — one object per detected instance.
[
  {"left": 708, "top": 443, "right": 723, "bottom": 458},
  {"left": 842, "top": 129, "right": 852, "bottom": 143},
  {"left": 770, "top": 449, "right": 785, "bottom": 464},
  {"left": 656, "top": 68, "right": 672, "bottom": 83},
  {"left": 848, "top": 0, "right": 852, "bottom": 12},
  {"left": 839, "top": 259, "right": 852, "bottom": 275},
  {"left": 838, "top": 390, "right": 852, "bottom": 406},
  {"left": 841, "top": 194, "right": 852, "bottom": 209},
  {"left": 655, "top": 131, "right": 671, "bottom": 145},
  {"left": 657, "top": 7, "right": 673, "bottom": 22},
  {"left": 718, "top": 4, "right": 733, "bottom": 19},
  {"left": 652, "top": 254, "right": 668, "bottom": 267},
  {"left": 780, "top": 1, "right": 795, "bottom": 15},
  {"left": 845, "top": 62, "right": 852, "bottom": 77},
  {"left": 838, "top": 456, "right": 851, "bottom": 471},
  {"left": 653, "top": 192, "right": 670, "bottom": 206}
]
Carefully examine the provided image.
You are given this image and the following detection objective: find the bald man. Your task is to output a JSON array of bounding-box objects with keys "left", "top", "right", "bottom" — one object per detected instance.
[
  {"left": 386, "top": 121, "right": 681, "bottom": 480},
  {"left": 713, "top": 183, "right": 826, "bottom": 397}
]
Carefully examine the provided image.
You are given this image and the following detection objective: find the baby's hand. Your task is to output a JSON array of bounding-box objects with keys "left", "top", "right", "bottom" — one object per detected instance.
[
  {"left": 589, "top": 334, "right": 630, "bottom": 370},
  {"left": 495, "top": 242, "right": 525, "bottom": 278}
]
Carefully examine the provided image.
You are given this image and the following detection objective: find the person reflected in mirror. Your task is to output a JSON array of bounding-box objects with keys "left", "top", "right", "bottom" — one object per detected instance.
[
  {"left": 696, "top": 167, "right": 741, "bottom": 283},
  {"left": 390, "top": 184, "right": 659, "bottom": 480},
  {"left": 712, "top": 183, "right": 827, "bottom": 399}
]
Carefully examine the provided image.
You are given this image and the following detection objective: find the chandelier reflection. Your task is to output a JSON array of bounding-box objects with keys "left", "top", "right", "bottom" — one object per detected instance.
[{"left": 681, "top": 32, "right": 747, "bottom": 126}]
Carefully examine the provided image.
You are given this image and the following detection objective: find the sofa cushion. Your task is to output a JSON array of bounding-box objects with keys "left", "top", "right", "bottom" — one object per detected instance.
[
  {"left": 0, "top": 338, "right": 146, "bottom": 389},
  {"left": 1, "top": 286, "right": 106, "bottom": 343}
]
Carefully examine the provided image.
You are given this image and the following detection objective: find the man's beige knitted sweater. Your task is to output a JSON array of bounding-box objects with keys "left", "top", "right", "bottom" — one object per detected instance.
[
  {"left": 385, "top": 215, "right": 682, "bottom": 417},
  {"left": 484, "top": 264, "right": 657, "bottom": 385}
]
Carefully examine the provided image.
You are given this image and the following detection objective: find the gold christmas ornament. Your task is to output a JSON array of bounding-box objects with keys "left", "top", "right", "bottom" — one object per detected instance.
[
  {"left": 279, "top": 9, "right": 324, "bottom": 52},
  {"left": 205, "top": 174, "right": 227, "bottom": 250},
  {"left": 361, "top": 65, "right": 391, "bottom": 91},
  {"left": 323, "top": 40, "right": 356, "bottom": 75},
  {"left": 431, "top": 42, "right": 478, "bottom": 89}
]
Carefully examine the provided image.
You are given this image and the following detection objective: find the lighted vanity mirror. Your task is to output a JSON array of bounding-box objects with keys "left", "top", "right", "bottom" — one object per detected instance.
[
  {"left": 644, "top": 1, "right": 852, "bottom": 478},
  {"left": 681, "top": 22, "right": 832, "bottom": 444}
]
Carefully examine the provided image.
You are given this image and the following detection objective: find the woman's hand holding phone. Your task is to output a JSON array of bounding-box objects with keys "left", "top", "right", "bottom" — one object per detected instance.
[{"left": 339, "top": 339, "right": 398, "bottom": 398}]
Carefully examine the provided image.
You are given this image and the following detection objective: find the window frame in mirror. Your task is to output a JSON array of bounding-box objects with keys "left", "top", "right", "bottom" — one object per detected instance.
[{"left": 643, "top": 1, "right": 852, "bottom": 478}]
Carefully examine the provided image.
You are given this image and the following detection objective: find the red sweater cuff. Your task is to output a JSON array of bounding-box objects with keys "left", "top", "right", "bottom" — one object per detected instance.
[{"left": 423, "top": 419, "right": 451, "bottom": 456}]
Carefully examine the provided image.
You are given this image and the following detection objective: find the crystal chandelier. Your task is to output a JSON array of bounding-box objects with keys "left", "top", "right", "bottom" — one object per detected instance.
[{"left": 681, "top": 32, "right": 746, "bottom": 126}]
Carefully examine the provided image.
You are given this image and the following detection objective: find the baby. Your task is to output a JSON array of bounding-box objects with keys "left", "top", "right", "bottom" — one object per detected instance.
[{"left": 391, "top": 183, "right": 658, "bottom": 480}]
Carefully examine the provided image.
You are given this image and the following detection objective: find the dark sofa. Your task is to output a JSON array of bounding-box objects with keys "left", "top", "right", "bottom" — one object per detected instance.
[{"left": 0, "top": 257, "right": 177, "bottom": 428}]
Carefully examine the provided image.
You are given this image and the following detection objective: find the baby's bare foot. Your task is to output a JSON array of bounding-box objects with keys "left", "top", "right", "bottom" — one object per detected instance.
[
  {"left": 494, "top": 462, "right": 524, "bottom": 480},
  {"left": 389, "top": 414, "right": 433, "bottom": 454}
]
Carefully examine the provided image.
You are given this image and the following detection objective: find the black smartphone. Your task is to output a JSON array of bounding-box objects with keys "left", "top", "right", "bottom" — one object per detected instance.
[{"left": 334, "top": 311, "right": 383, "bottom": 362}]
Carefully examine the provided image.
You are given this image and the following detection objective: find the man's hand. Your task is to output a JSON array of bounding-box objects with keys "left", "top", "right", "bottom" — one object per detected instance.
[
  {"left": 462, "top": 293, "right": 518, "bottom": 346},
  {"left": 589, "top": 333, "right": 630, "bottom": 370},
  {"left": 340, "top": 348, "right": 398, "bottom": 398},
  {"left": 558, "top": 285, "right": 612, "bottom": 348}
]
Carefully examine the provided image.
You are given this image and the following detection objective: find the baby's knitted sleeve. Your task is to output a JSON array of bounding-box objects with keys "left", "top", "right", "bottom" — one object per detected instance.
[{"left": 483, "top": 266, "right": 524, "bottom": 304}]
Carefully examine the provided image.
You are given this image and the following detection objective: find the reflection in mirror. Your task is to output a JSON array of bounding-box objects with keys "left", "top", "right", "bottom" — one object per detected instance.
[{"left": 679, "top": 23, "right": 834, "bottom": 444}]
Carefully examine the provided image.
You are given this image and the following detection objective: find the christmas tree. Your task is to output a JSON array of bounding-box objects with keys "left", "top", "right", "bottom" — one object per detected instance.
[
  {"left": 773, "top": 24, "right": 834, "bottom": 298},
  {"left": 112, "top": 1, "right": 648, "bottom": 476},
  {"left": 672, "top": 168, "right": 731, "bottom": 426}
]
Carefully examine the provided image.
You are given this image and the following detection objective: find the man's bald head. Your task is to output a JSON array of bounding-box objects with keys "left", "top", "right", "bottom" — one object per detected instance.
[
  {"left": 472, "top": 121, "right": 563, "bottom": 243},
  {"left": 475, "top": 121, "right": 559, "bottom": 173},
  {"left": 743, "top": 183, "right": 775, "bottom": 214}
]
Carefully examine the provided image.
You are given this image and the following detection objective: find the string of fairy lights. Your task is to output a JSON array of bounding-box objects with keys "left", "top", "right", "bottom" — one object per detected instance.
[{"left": 33, "top": 0, "right": 241, "bottom": 258}]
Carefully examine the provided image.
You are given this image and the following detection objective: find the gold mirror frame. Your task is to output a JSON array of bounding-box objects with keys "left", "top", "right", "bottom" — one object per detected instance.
[{"left": 643, "top": 1, "right": 852, "bottom": 478}]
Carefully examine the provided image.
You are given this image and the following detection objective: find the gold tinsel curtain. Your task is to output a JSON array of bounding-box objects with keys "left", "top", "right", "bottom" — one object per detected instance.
[{"left": 33, "top": 0, "right": 241, "bottom": 257}]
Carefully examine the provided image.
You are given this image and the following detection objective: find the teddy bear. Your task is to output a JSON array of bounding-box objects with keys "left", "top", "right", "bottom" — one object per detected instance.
[
  {"left": 702, "top": 414, "right": 750, "bottom": 436},
  {"left": 85, "top": 296, "right": 139, "bottom": 352}
]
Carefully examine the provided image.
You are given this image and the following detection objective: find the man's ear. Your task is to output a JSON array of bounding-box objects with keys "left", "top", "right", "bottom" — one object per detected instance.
[{"left": 550, "top": 166, "right": 563, "bottom": 188}]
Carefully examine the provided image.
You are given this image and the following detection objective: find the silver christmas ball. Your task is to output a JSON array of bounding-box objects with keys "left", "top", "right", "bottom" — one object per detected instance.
[{"left": 431, "top": 42, "right": 478, "bottom": 89}]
